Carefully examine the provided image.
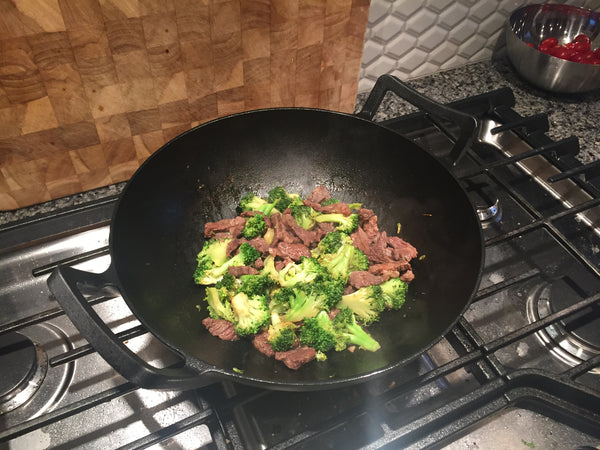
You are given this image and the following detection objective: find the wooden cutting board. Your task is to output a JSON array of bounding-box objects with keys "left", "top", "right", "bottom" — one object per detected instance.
[{"left": 0, "top": 0, "right": 370, "bottom": 210}]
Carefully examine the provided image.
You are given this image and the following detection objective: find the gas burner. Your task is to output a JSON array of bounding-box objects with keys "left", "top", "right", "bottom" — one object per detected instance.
[
  {"left": 0, "top": 332, "right": 47, "bottom": 414},
  {"left": 526, "top": 282, "right": 600, "bottom": 374},
  {"left": 0, "top": 324, "right": 74, "bottom": 426}
]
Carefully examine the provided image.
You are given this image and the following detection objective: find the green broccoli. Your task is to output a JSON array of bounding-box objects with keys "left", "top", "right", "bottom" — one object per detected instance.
[
  {"left": 230, "top": 292, "right": 270, "bottom": 337},
  {"left": 267, "top": 186, "right": 298, "bottom": 212},
  {"left": 204, "top": 286, "right": 235, "bottom": 322},
  {"left": 316, "top": 234, "right": 369, "bottom": 281},
  {"left": 312, "top": 231, "right": 345, "bottom": 256},
  {"left": 241, "top": 214, "right": 267, "bottom": 239},
  {"left": 283, "top": 278, "right": 343, "bottom": 322},
  {"left": 336, "top": 284, "right": 386, "bottom": 325},
  {"left": 289, "top": 202, "right": 317, "bottom": 230},
  {"left": 320, "top": 198, "right": 339, "bottom": 206},
  {"left": 215, "top": 272, "right": 236, "bottom": 290},
  {"left": 195, "top": 242, "right": 261, "bottom": 285},
  {"left": 278, "top": 256, "right": 327, "bottom": 287},
  {"left": 193, "top": 239, "right": 231, "bottom": 285},
  {"left": 299, "top": 310, "right": 337, "bottom": 352},
  {"left": 260, "top": 255, "right": 279, "bottom": 282},
  {"left": 333, "top": 307, "right": 381, "bottom": 352},
  {"left": 238, "top": 273, "right": 275, "bottom": 297},
  {"left": 314, "top": 212, "right": 359, "bottom": 234},
  {"left": 269, "top": 286, "right": 294, "bottom": 315},
  {"left": 267, "top": 312, "right": 297, "bottom": 352},
  {"left": 239, "top": 193, "right": 277, "bottom": 216},
  {"left": 379, "top": 277, "right": 409, "bottom": 310}
]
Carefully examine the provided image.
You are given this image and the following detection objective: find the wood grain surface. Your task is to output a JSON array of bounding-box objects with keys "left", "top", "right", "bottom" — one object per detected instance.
[{"left": 0, "top": 0, "right": 370, "bottom": 210}]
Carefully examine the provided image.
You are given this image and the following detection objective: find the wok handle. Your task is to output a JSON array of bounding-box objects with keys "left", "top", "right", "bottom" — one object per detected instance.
[
  {"left": 357, "top": 74, "right": 478, "bottom": 165},
  {"left": 48, "top": 265, "right": 215, "bottom": 390}
]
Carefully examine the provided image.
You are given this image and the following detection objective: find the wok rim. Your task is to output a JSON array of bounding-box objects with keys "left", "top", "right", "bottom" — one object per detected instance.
[{"left": 109, "top": 107, "right": 485, "bottom": 390}]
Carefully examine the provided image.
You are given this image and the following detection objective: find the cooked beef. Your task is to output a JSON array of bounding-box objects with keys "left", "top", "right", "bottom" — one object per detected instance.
[
  {"left": 248, "top": 237, "right": 270, "bottom": 254},
  {"left": 228, "top": 265, "right": 259, "bottom": 276},
  {"left": 275, "top": 242, "right": 311, "bottom": 260},
  {"left": 303, "top": 199, "right": 325, "bottom": 212},
  {"left": 369, "top": 261, "right": 411, "bottom": 275},
  {"left": 226, "top": 238, "right": 244, "bottom": 256},
  {"left": 202, "top": 318, "right": 238, "bottom": 341},
  {"left": 357, "top": 208, "right": 375, "bottom": 221},
  {"left": 275, "top": 257, "right": 294, "bottom": 271},
  {"left": 253, "top": 330, "right": 275, "bottom": 357},
  {"left": 321, "top": 202, "right": 352, "bottom": 215},
  {"left": 349, "top": 271, "right": 386, "bottom": 289},
  {"left": 343, "top": 285, "right": 355, "bottom": 295},
  {"left": 204, "top": 216, "right": 246, "bottom": 238},
  {"left": 271, "top": 212, "right": 299, "bottom": 245},
  {"left": 274, "top": 346, "right": 316, "bottom": 370},
  {"left": 400, "top": 270, "right": 415, "bottom": 282},
  {"left": 306, "top": 185, "right": 331, "bottom": 204},
  {"left": 254, "top": 257, "right": 264, "bottom": 270},
  {"left": 281, "top": 212, "right": 319, "bottom": 247},
  {"left": 362, "top": 215, "right": 379, "bottom": 239},
  {"left": 387, "top": 236, "right": 418, "bottom": 261},
  {"left": 350, "top": 227, "right": 371, "bottom": 254}
]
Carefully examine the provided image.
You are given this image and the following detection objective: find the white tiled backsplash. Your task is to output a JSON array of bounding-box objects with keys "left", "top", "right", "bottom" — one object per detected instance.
[{"left": 359, "top": 0, "right": 600, "bottom": 92}]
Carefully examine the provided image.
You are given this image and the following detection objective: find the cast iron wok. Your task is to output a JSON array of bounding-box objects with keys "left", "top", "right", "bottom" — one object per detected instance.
[{"left": 48, "top": 82, "right": 483, "bottom": 392}]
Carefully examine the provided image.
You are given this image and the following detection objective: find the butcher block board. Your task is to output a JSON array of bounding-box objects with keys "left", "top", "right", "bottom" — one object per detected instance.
[{"left": 0, "top": 0, "right": 370, "bottom": 210}]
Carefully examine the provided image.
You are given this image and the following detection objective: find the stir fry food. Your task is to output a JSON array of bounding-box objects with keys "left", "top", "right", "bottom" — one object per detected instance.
[{"left": 193, "top": 186, "right": 418, "bottom": 370}]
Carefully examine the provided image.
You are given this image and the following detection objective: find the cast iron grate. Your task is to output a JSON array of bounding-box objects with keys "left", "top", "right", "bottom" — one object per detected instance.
[{"left": 1, "top": 79, "right": 599, "bottom": 448}]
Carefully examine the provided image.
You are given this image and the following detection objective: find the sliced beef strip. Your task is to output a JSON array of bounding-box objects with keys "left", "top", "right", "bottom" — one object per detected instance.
[
  {"left": 400, "top": 269, "right": 415, "bottom": 282},
  {"left": 349, "top": 271, "right": 386, "bottom": 289},
  {"left": 275, "top": 242, "right": 311, "bottom": 261},
  {"left": 369, "top": 261, "right": 411, "bottom": 275},
  {"left": 253, "top": 330, "right": 275, "bottom": 357},
  {"left": 228, "top": 265, "right": 259, "bottom": 276},
  {"left": 306, "top": 185, "right": 331, "bottom": 204},
  {"left": 204, "top": 216, "right": 246, "bottom": 239},
  {"left": 270, "top": 212, "right": 300, "bottom": 245},
  {"left": 274, "top": 346, "right": 316, "bottom": 370},
  {"left": 321, "top": 202, "right": 352, "bottom": 216},
  {"left": 303, "top": 199, "right": 325, "bottom": 213},
  {"left": 248, "top": 236, "right": 270, "bottom": 255},
  {"left": 357, "top": 208, "right": 375, "bottom": 221},
  {"left": 281, "top": 212, "right": 319, "bottom": 247},
  {"left": 202, "top": 318, "right": 238, "bottom": 341},
  {"left": 387, "top": 235, "right": 418, "bottom": 261}
]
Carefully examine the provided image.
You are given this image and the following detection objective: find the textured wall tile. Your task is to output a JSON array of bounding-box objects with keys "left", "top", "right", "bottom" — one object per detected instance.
[{"left": 359, "top": 0, "right": 600, "bottom": 92}]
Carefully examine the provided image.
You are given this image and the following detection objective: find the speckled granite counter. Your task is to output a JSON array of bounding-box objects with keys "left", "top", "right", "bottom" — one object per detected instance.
[{"left": 2, "top": 56, "right": 599, "bottom": 226}]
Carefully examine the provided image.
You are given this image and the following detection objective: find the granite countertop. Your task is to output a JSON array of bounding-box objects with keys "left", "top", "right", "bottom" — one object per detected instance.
[{"left": 2, "top": 56, "right": 599, "bottom": 226}]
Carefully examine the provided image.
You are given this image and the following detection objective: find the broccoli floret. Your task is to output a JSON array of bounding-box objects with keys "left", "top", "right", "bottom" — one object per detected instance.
[
  {"left": 239, "top": 193, "right": 277, "bottom": 216},
  {"left": 204, "top": 286, "right": 235, "bottom": 322},
  {"left": 242, "top": 214, "right": 267, "bottom": 239},
  {"left": 336, "top": 284, "right": 386, "bottom": 325},
  {"left": 320, "top": 198, "right": 339, "bottom": 206},
  {"left": 379, "top": 277, "right": 409, "bottom": 310},
  {"left": 230, "top": 292, "right": 269, "bottom": 337},
  {"left": 283, "top": 278, "right": 342, "bottom": 322},
  {"left": 278, "top": 256, "right": 327, "bottom": 287},
  {"left": 215, "top": 272, "right": 236, "bottom": 290},
  {"left": 260, "top": 255, "right": 279, "bottom": 282},
  {"left": 238, "top": 273, "right": 275, "bottom": 297},
  {"left": 267, "top": 312, "right": 297, "bottom": 352},
  {"left": 269, "top": 286, "right": 294, "bottom": 315},
  {"left": 299, "top": 310, "right": 336, "bottom": 352},
  {"left": 312, "top": 231, "right": 345, "bottom": 256},
  {"left": 333, "top": 307, "right": 381, "bottom": 352},
  {"left": 267, "top": 186, "right": 298, "bottom": 212},
  {"left": 314, "top": 212, "right": 359, "bottom": 234},
  {"left": 289, "top": 202, "right": 317, "bottom": 230},
  {"left": 317, "top": 235, "right": 369, "bottom": 281},
  {"left": 193, "top": 239, "right": 231, "bottom": 285},
  {"left": 196, "top": 242, "right": 261, "bottom": 285}
]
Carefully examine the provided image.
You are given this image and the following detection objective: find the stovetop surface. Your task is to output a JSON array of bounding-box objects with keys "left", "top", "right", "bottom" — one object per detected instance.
[{"left": 1, "top": 83, "right": 600, "bottom": 449}]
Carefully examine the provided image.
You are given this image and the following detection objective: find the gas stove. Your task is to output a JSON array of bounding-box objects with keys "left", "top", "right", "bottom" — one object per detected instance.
[{"left": 1, "top": 79, "right": 599, "bottom": 449}]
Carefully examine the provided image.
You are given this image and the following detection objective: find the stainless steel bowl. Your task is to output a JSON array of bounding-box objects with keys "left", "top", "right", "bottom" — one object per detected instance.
[{"left": 506, "top": 3, "right": 600, "bottom": 93}]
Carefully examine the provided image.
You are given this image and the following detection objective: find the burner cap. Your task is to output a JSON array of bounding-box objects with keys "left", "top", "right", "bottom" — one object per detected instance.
[
  {"left": 0, "top": 332, "right": 47, "bottom": 414},
  {"left": 527, "top": 282, "right": 600, "bottom": 373}
]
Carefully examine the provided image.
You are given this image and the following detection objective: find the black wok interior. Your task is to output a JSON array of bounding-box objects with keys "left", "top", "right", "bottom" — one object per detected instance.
[{"left": 110, "top": 108, "right": 483, "bottom": 389}]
